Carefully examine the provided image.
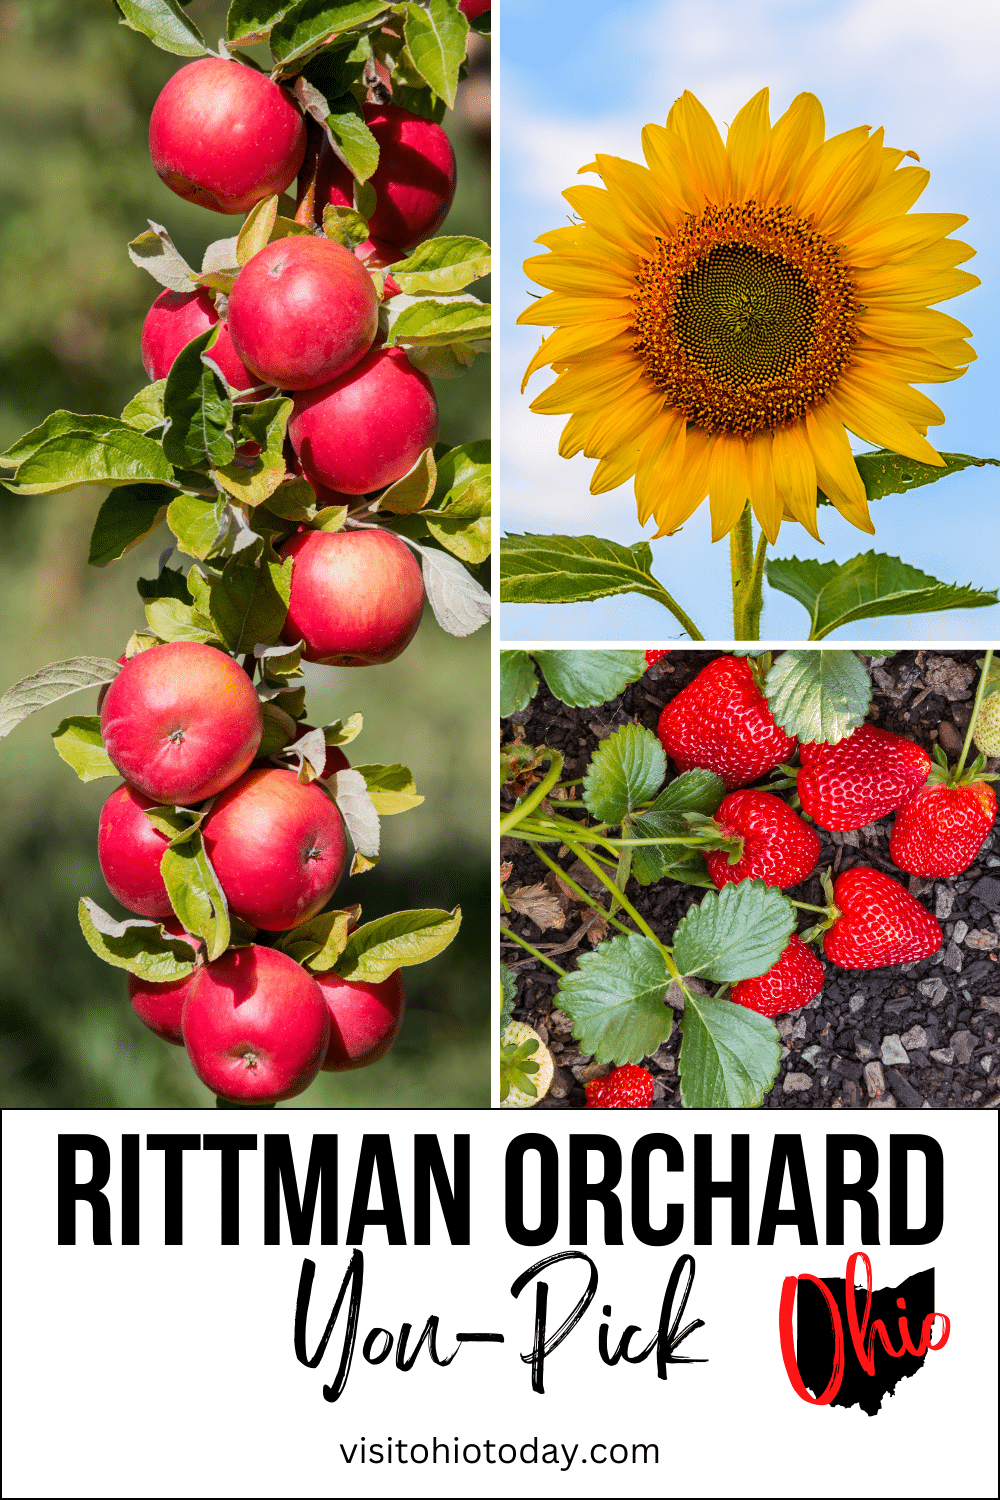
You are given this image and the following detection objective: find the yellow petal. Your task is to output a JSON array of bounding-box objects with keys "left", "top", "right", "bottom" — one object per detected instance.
[
  {"left": 594, "top": 153, "right": 679, "bottom": 238},
  {"left": 649, "top": 426, "right": 714, "bottom": 538},
  {"left": 666, "top": 90, "right": 730, "bottom": 203},
  {"left": 772, "top": 424, "right": 821, "bottom": 541},
  {"left": 804, "top": 406, "right": 873, "bottom": 534},
  {"left": 855, "top": 265, "right": 980, "bottom": 305},
  {"left": 759, "top": 92, "right": 825, "bottom": 206},
  {"left": 707, "top": 432, "right": 752, "bottom": 542},
  {"left": 521, "top": 319, "right": 636, "bottom": 392},
  {"left": 522, "top": 252, "right": 635, "bottom": 296},
  {"left": 726, "top": 88, "right": 771, "bottom": 203},
  {"left": 842, "top": 211, "right": 969, "bottom": 264},
  {"left": 534, "top": 226, "right": 586, "bottom": 252},
  {"left": 853, "top": 338, "right": 976, "bottom": 384},
  {"left": 899, "top": 239, "right": 977, "bottom": 271},
  {"left": 528, "top": 356, "right": 643, "bottom": 416},
  {"left": 828, "top": 378, "right": 944, "bottom": 467},
  {"left": 746, "top": 431, "right": 782, "bottom": 544},
  {"left": 856, "top": 305, "right": 973, "bottom": 345},
  {"left": 518, "top": 291, "right": 633, "bottom": 327},
  {"left": 633, "top": 413, "right": 687, "bottom": 526},
  {"left": 582, "top": 390, "right": 668, "bottom": 459},
  {"left": 591, "top": 444, "right": 644, "bottom": 493},
  {"left": 791, "top": 125, "right": 880, "bottom": 226},
  {"left": 640, "top": 123, "right": 703, "bottom": 214},
  {"left": 836, "top": 164, "right": 930, "bottom": 238},
  {"left": 561, "top": 183, "right": 653, "bottom": 255},
  {"left": 558, "top": 412, "right": 595, "bottom": 458}
]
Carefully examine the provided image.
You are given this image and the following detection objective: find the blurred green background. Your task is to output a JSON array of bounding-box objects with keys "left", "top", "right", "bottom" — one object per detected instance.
[{"left": 0, "top": 0, "right": 491, "bottom": 1107}]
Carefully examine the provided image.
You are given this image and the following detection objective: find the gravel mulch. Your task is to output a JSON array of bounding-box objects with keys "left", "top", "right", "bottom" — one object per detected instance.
[{"left": 500, "top": 650, "right": 1000, "bottom": 1111}]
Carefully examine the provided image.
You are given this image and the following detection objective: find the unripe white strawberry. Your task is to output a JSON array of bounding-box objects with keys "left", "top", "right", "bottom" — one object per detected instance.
[
  {"left": 499, "top": 1021, "right": 553, "bottom": 1109},
  {"left": 974, "top": 693, "right": 1000, "bottom": 757}
]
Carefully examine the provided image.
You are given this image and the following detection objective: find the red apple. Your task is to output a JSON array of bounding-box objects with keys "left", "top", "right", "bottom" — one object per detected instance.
[
  {"left": 201, "top": 767, "right": 348, "bottom": 931},
  {"left": 355, "top": 238, "right": 405, "bottom": 299},
  {"left": 97, "top": 783, "right": 173, "bottom": 920},
  {"left": 459, "top": 0, "right": 490, "bottom": 16},
  {"left": 182, "top": 944, "right": 330, "bottom": 1103},
  {"left": 100, "top": 642, "right": 263, "bottom": 806},
  {"left": 278, "top": 529, "right": 424, "bottom": 667},
  {"left": 127, "top": 920, "right": 200, "bottom": 1046},
  {"left": 288, "top": 346, "right": 438, "bottom": 495},
  {"left": 290, "top": 721, "right": 351, "bottom": 778},
  {"left": 315, "top": 968, "right": 406, "bottom": 1071},
  {"left": 226, "top": 236, "right": 379, "bottom": 392},
  {"left": 140, "top": 288, "right": 267, "bottom": 396},
  {"left": 314, "top": 105, "right": 456, "bottom": 252},
  {"left": 149, "top": 58, "right": 307, "bottom": 216}
]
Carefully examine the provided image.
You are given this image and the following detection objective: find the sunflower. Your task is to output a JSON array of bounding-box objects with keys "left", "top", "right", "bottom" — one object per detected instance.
[{"left": 519, "top": 89, "right": 979, "bottom": 543}]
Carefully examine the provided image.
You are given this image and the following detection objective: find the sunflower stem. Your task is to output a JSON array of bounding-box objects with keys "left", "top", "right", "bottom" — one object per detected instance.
[{"left": 729, "top": 503, "right": 758, "bottom": 639}]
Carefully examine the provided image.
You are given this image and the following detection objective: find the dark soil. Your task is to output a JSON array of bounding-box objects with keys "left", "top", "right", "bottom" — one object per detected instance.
[{"left": 500, "top": 650, "right": 1000, "bottom": 1112}]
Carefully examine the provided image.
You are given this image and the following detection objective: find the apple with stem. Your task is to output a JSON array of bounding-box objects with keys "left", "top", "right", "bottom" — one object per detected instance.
[
  {"left": 149, "top": 58, "right": 307, "bottom": 215},
  {"left": 100, "top": 642, "right": 263, "bottom": 807},
  {"left": 182, "top": 945, "right": 330, "bottom": 1103},
  {"left": 314, "top": 968, "right": 406, "bottom": 1071},
  {"left": 279, "top": 528, "right": 425, "bottom": 667},
  {"left": 201, "top": 767, "right": 348, "bottom": 931}
]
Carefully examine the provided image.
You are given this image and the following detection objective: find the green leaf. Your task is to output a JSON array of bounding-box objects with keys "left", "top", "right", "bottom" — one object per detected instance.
[
  {"left": 402, "top": 0, "right": 468, "bottom": 107},
  {"left": 404, "top": 340, "right": 487, "bottom": 379},
  {"left": 431, "top": 439, "right": 489, "bottom": 506},
  {"left": 216, "top": 396, "right": 293, "bottom": 506},
  {"left": 227, "top": 0, "right": 295, "bottom": 43},
  {"left": 51, "top": 716, "right": 117, "bottom": 782},
  {"left": 323, "top": 713, "right": 363, "bottom": 746},
  {"left": 136, "top": 564, "right": 192, "bottom": 604},
  {"left": 583, "top": 724, "right": 666, "bottom": 824},
  {"left": 116, "top": 0, "right": 210, "bottom": 57},
  {"left": 3, "top": 429, "right": 174, "bottom": 495},
  {"left": 236, "top": 195, "right": 279, "bottom": 265},
  {"left": 352, "top": 763, "right": 424, "bottom": 815},
  {"left": 121, "top": 382, "right": 167, "bottom": 433},
  {"left": 78, "top": 898, "right": 197, "bottom": 982},
  {"left": 392, "top": 81, "right": 447, "bottom": 123},
  {"left": 556, "top": 933, "right": 673, "bottom": 1065},
  {"left": 387, "top": 295, "right": 490, "bottom": 347},
  {"left": 765, "top": 552, "right": 998, "bottom": 641},
  {"left": 162, "top": 328, "right": 235, "bottom": 471},
  {"left": 335, "top": 906, "right": 462, "bottom": 983},
  {"left": 167, "top": 494, "right": 230, "bottom": 560},
  {"left": 210, "top": 538, "right": 292, "bottom": 653},
  {"left": 764, "top": 649, "right": 872, "bottom": 744},
  {"left": 160, "top": 832, "right": 230, "bottom": 961},
  {"left": 672, "top": 880, "right": 795, "bottom": 983},
  {"left": 0, "top": 658, "right": 121, "bottom": 741},
  {"left": 846, "top": 449, "right": 1000, "bottom": 506},
  {"left": 500, "top": 963, "right": 517, "bottom": 1032},
  {"left": 651, "top": 768, "right": 729, "bottom": 818},
  {"left": 269, "top": 0, "right": 392, "bottom": 66},
  {"left": 679, "top": 996, "right": 781, "bottom": 1109},
  {"left": 144, "top": 597, "right": 218, "bottom": 643},
  {"left": 378, "top": 447, "right": 437, "bottom": 513},
  {"left": 626, "top": 769, "right": 727, "bottom": 886},
  {"left": 127, "top": 220, "right": 197, "bottom": 292},
  {"left": 407, "top": 540, "right": 490, "bottom": 637},
  {"left": 322, "top": 94, "right": 380, "bottom": 184},
  {"left": 424, "top": 479, "right": 491, "bottom": 563},
  {"left": 392, "top": 237, "right": 490, "bottom": 295},
  {"left": 328, "top": 767, "right": 380, "bottom": 859},
  {"left": 534, "top": 649, "right": 646, "bottom": 708},
  {"left": 280, "top": 907, "right": 357, "bottom": 969},
  {"left": 1, "top": 411, "right": 130, "bottom": 468},
  {"left": 499, "top": 650, "right": 538, "bottom": 717},
  {"left": 499, "top": 1038, "right": 540, "bottom": 1101},
  {"left": 499, "top": 533, "right": 672, "bottom": 606},
  {"left": 88, "top": 485, "right": 173, "bottom": 567},
  {"left": 322, "top": 202, "right": 372, "bottom": 250},
  {"left": 301, "top": 32, "right": 371, "bottom": 97}
]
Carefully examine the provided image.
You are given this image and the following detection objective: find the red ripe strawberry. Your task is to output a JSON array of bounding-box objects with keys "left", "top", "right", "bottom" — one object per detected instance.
[
  {"left": 645, "top": 649, "right": 671, "bottom": 666},
  {"left": 890, "top": 781, "right": 997, "bottom": 878},
  {"left": 823, "top": 866, "right": 942, "bottom": 969},
  {"left": 797, "top": 724, "right": 930, "bottom": 831},
  {"left": 584, "top": 1064, "right": 654, "bottom": 1109},
  {"left": 704, "top": 790, "right": 820, "bottom": 890},
  {"left": 731, "top": 934, "right": 824, "bottom": 1018},
  {"left": 657, "top": 656, "right": 797, "bottom": 789}
]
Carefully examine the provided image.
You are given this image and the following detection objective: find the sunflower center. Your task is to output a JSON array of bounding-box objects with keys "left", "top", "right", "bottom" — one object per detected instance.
[{"left": 632, "top": 202, "right": 857, "bottom": 435}]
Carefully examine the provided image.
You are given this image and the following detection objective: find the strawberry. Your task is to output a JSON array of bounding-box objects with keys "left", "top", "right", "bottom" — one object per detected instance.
[
  {"left": 974, "top": 692, "right": 1000, "bottom": 757},
  {"left": 797, "top": 724, "right": 930, "bottom": 831},
  {"left": 890, "top": 780, "right": 997, "bottom": 878},
  {"left": 731, "top": 934, "right": 824, "bottom": 1018},
  {"left": 584, "top": 1063, "right": 654, "bottom": 1109},
  {"left": 823, "top": 866, "right": 942, "bottom": 969},
  {"left": 656, "top": 656, "right": 797, "bottom": 789},
  {"left": 703, "top": 790, "right": 820, "bottom": 890},
  {"left": 645, "top": 649, "right": 672, "bottom": 666}
]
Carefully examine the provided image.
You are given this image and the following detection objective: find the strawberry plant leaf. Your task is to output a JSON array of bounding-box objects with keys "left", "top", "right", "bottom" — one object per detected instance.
[
  {"left": 499, "top": 533, "right": 670, "bottom": 606},
  {"left": 672, "top": 880, "right": 795, "bottom": 982},
  {"left": 499, "top": 1037, "right": 539, "bottom": 1101},
  {"left": 556, "top": 933, "right": 673, "bottom": 1064},
  {"left": 679, "top": 995, "right": 782, "bottom": 1109},
  {"left": 500, "top": 963, "right": 517, "bottom": 1031},
  {"left": 51, "top": 717, "right": 117, "bottom": 783},
  {"left": 765, "top": 551, "right": 998, "bottom": 640},
  {"left": 88, "top": 485, "right": 173, "bottom": 567},
  {"left": 534, "top": 649, "right": 647, "bottom": 708},
  {"left": 392, "top": 237, "right": 491, "bottom": 296},
  {"left": 402, "top": 0, "right": 468, "bottom": 107},
  {"left": 628, "top": 770, "right": 726, "bottom": 886},
  {"left": 77, "top": 898, "right": 197, "bottom": 982},
  {"left": 335, "top": 906, "right": 462, "bottom": 983},
  {"left": 160, "top": 831, "right": 230, "bottom": 961},
  {"left": 0, "top": 657, "right": 121, "bottom": 740},
  {"left": 653, "top": 768, "right": 728, "bottom": 817},
  {"left": 352, "top": 763, "right": 424, "bottom": 815},
  {"left": 162, "top": 327, "right": 235, "bottom": 471},
  {"left": 499, "top": 650, "right": 538, "bottom": 717},
  {"left": 764, "top": 649, "right": 872, "bottom": 744},
  {"left": 116, "top": 0, "right": 210, "bottom": 58},
  {"left": 583, "top": 724, "right": 666, "bottom": 824}
]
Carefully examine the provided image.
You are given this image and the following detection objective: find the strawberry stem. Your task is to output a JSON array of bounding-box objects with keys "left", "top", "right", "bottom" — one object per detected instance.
[
  {"left": 524, "top": 842, "right": 639, "bottom": 940},
  {"left": 500, "top": 924, "right": 567, "bottom": 977},
  {"left": 499, "top": 750, "right": 564, "bottom": 836},
  {"left": 560, "top": 835, "right": 675, "bottom": 966},
  {"left": 955, "top": 648, "right": 994, "bottom": 781}
]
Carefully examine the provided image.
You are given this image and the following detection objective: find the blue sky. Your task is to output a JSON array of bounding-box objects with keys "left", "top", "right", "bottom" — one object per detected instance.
[{"left": 494, "top": 0, "right": 1000, "bottom": 642}]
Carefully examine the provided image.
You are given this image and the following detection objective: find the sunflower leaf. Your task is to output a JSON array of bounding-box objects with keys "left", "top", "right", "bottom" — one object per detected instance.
[
  {"left": 818, "top": 449, "right": 1000, "bottom": 507},
  {"left": 499, "top": 533, "right": 674, "bottom": 606},
  {"left": 763, "top": 648, "right": 871, "bottom": 744},
  {"left": 765, "top": 552, "right": 998, "bottom": 641}
]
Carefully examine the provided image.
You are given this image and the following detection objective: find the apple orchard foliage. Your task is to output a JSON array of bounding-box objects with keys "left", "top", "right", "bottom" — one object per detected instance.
[{"left": 0, "top": 0, "right": 491, "bottom": 1105}]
